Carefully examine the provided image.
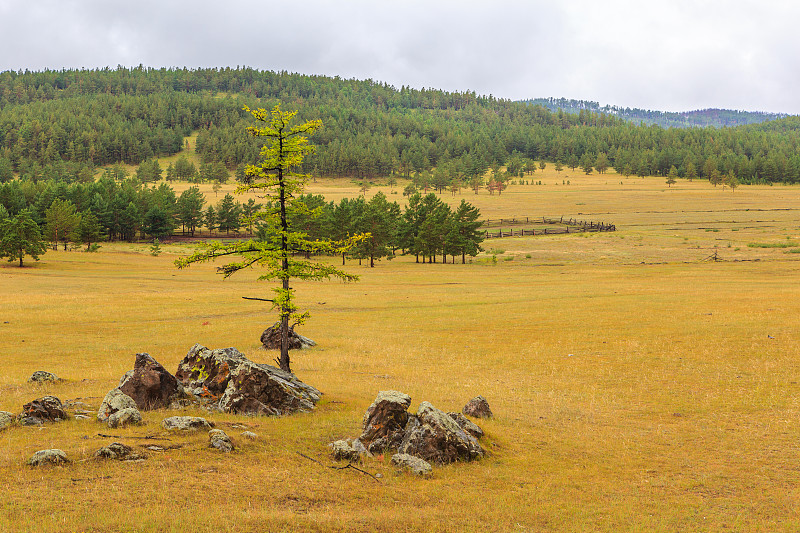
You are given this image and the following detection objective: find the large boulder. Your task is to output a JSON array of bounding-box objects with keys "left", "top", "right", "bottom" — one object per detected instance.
[
  {"left": 359, "top": 390, "right": 412, "bottom": 453},
  {"left": 260, "top": 323, "right": 316, "bottom": 350},
  {"left": 118, "top": 353, "right": 183, "bottom": 410},
  {"left": 28, "top": 449, "right": 69, "bottom": 467},
  {"left": 175, "top": 345, "right": 248, "bottom": 399},
  {"left": 175, "top": 344, "right": 321, "bottom": 416},
  {"left": 20, "top": 396, "right": 67, "bottom": 422},
  {"left": 399, "top": 401, "right": 484, "bottom": 464},
  {"left": 97, "top": 389, "right": 138, "bottom": 422}
]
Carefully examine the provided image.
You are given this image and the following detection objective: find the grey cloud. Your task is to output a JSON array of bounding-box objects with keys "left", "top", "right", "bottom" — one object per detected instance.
[{"left": 0, "top": 0, "right": 798, "bottom": 113}]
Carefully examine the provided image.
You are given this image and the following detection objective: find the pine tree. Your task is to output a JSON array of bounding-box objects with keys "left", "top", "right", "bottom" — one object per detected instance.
[
  {"left": 0, "top": 210, "right": 47, "bottom": 267},
  {"left": 176, "top": 105, "right": 363, "bottom": 373}
]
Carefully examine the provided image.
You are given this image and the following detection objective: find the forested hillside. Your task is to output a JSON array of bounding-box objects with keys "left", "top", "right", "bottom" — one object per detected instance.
[
  {"left": 524, "top": 97, "right": 790, "bottom": 129},
  {"left": 1, "top": 66, "right": 800, "bottom": 188}
]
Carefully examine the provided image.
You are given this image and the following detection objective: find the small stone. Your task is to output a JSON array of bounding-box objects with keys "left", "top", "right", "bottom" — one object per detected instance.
[
  {"left": 74, "top": 414, "right": 91, "bottom": 421},
  {"left": 28, "top": 371, "right": 61, "bottom": 383},
  {"left": 0, "top": 411, "right": 13, "bottom": 430},
  {"left": 462, "top": 395, "right": 493, "bottom": 419},
  {"left": 107, "top": 407, "right": 143, "bottom": 429},
  {"left": 162, "top": 416, "right": 213, "bottom": 431},
  {"left": 241, "top": 431, "right": 258, "bottom": 440},
  {"left": 95, "top": 442, "right": 146, "bottom": 461},
  {"left": 28, "top": 449, "right": 70, "bottom": 467},
  {"left": 209, "top": 429, "right": 234, "bottom": 452},
  {"left": 391, "top": 453, "right": 432, "bottom": 476},
  {"left": 145, "top": 445, "right": 164, "bottom": 452}
]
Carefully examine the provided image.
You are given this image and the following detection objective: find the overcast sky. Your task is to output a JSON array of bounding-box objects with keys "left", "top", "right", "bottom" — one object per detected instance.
[{"left": 1, "top": 0, "right": 797, "bottom": 114}]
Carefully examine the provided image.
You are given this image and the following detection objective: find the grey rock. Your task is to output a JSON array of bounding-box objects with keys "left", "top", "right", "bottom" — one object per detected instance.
[
  {"left": 107, "top": 407, "right": 143, "bottom": 429},
  {"left": 95, "top": 442, "right": 146, "bottom": 461},
  {"left": 28, "top": 449, "right": 70, "bottom": 467},
  {"left": 359, "top": 390, "right": 412, "bottom": 452},
  {"left": 28, "top": 371, "right": 61, "bottom": 383},
  {"left": 0, "top": 411, "right": 13, "bottom": 430},
  {"left": 329, "top": 438, "right": 372, "bottom": 462},
  {"left": 462, "top": 395, "right": 493, "bottom": 419},
  {"left": 241, "top": 431, "right": 258, "bottom": 440},
  {"left": 97, "top": 389, "right": 138, "bottom": 423},
  {"left": 19, "top": 416, "right": 43, "bottom": 426},
  {"left": 74, "top": 414, "right": 91, "bottom": 421},
  {"left": 162, "top": 416, "right": 213, "bottom": 431},
  {"left": 20, "top": 396, "right": 67, "bottom": 422},
  {"left": 176, "top": 344, "right": 321, "bottom": 416},
  {"left": 118, "top": 352, "right": 183, "bottom": 410},
  {"left": 209, "top": 429, "right": 234, "bottom": 452},
  {"left": 448, "top": 412, "right": 484, "bottom": 439},
  {"left": 391, "top": 453, "right": 432, "bottom": 476},
  {"left": 399, "top": 401, "right": 484, "bottom": 464},
  {"left": 260, "top": 322, "right": 317, "bottom": 350}
]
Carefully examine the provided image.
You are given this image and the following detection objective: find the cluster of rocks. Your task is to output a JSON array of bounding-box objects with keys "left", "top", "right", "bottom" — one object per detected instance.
[
  {"left": 10, "top": 343, "right": 303, "bottom": 466},
  {"left": 329, "top": 391, "right": 493, "bottom": 476}
]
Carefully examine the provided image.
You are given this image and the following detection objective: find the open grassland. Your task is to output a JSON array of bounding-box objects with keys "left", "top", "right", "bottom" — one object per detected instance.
[{"left": 3, "top": 175, "right": 800, "bottom": 532}]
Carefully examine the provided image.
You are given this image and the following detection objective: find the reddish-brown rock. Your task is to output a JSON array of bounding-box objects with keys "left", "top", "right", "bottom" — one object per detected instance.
[{"left": 118, "top": 352, "right": 182, "bottom": 410}]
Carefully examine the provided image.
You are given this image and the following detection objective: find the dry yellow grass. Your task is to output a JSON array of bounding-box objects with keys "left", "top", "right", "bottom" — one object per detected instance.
[{"left": 2, "top": 173, "right": 800, "bottom": 532}]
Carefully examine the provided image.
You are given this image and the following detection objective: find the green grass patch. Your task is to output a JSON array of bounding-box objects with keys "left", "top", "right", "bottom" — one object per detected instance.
[{"left": 747, "top": 242, "right": 799, "bottom": 248}]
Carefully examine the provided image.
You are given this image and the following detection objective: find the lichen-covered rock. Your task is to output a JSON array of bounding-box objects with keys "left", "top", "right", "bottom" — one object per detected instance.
[
  {"left": 175, "top": 344, "right": 321, "bottom": 416},
  {"left": 359, "top": 390, "right": 412, "bottom": 453},
  {"left": 260, "top": 323, "right": 316, "bottom": 350},
  {"left": 28, "top": 371, "right": 61, "bottom": 383},
  {"left": 28, "top": 449, "right": 69, "bottom": 467},
  {"left": 162, "top": 416, "right": 213, "bottom": 431},
  {"left": 219, "top": 359, "right": 321, "bottom": 416},
  {"left": 399, "top": 401, "right": 484, "bottom": 464},
  {"left": 118, "top": 353, "right": 183, "bottom": 410},
  {"left": 209, "top": 429, "right": 234, "bottom": 452},
  {"left": 391, "top": 453, "right": 432, "bottom": 476},
  {"left": 0, "top": 411, "right": 13, "bottom": 431},
  {"left": 107, "top": 407, "right": 143, "bottom": 429},
  {"left": 20, "top": 396, "right": 67, "bottom": 422},
  {"left": 94, "top": 442, "right": 146, "bottom": 461},
  {"left": 241, "top": 431, "right": 259, "bottom": 440},
  {"left": 448, "top": 412, "right": 484, "bottom": 439},
  {"left": 20, "top": 416, "right": 43, "bottom": 426},
  {"left": 329, "top": 438, "right": 371, "bottom": 462},
  {"left": 462, "top": 395, "right": 493, "bottom": 419},
  {"left": 175, "top": 344, "right": 245, "bottom": 399},
  {"left": 97, "top": 389, "right": 138, "bottom": 422}
]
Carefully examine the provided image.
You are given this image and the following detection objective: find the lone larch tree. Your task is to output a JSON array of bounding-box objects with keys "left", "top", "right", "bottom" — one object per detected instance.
[{"left": 176, "top": 105, "right": 363, "bottom": 373}]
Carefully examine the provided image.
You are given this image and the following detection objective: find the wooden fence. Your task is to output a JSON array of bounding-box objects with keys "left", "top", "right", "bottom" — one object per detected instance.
[{"left": 482, "top": 216, "right": 615, "bottom": 239}]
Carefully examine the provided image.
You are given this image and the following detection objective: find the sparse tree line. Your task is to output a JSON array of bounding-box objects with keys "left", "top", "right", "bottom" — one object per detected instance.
[
  {"left": 2, "top": 67, "right": 800, "bottom": 187},
  {"left": 0, "top": 175, "right": 484, "bottom": 266}
]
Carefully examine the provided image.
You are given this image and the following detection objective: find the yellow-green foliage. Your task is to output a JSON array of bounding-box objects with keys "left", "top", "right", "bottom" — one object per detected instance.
[{"left": 2, "top": 173, "right": 800, "bottom": 531}]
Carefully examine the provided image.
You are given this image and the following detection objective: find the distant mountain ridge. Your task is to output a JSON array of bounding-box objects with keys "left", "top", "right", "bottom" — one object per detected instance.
[{"left": 521, "top": 97, "right": 790, "bottom": 128}]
